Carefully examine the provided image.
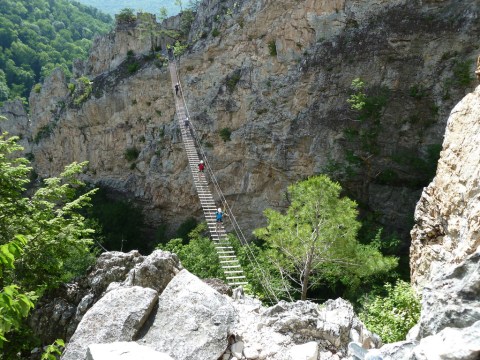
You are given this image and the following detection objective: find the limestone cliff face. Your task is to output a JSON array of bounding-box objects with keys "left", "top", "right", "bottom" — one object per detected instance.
[
  {"left": 3, "top": 0, "right": 480, "bottom": 241},
  {"left": 410, "top": 84, "right": 480, "bottom": 288}
]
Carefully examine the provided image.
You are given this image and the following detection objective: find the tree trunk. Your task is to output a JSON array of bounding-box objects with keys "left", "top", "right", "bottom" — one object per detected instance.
[{"left": 301, "top": 258, "right": 312, "bottom": 301}]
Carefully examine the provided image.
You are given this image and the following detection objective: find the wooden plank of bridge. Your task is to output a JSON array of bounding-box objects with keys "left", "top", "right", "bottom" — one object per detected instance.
[{"left": 168, "top": 63, "right": 247, "bottom": 287}]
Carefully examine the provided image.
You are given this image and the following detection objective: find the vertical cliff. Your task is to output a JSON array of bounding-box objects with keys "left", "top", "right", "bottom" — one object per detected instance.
[
  {"left": 2, "top": 0, "right": 479, "bottom": 244},
  {"left": 410, "top": 84, "right": 480, "bottom": 288}
]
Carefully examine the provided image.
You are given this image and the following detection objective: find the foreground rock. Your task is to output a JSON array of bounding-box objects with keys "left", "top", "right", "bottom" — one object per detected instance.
[
  {"left": 137, "top": 269, "right": 236, "bottom": 360},
  {"left": 410, "top": 84, "right": 480, "bottom": 289},
  {"left": 62, "top": 286, "right": 158, "bottom": 360},
  {"left": 87, "top": 342, "right": 173, "bottom": 360},
  {"left": 227, "top": 297, "right": 380, "bottom": 360},
  {"left": 31, "top": 250, "right": 182, "bottom": 345},
  {"left": 353, "top": 84, "right": 480, "bottom": 360}
]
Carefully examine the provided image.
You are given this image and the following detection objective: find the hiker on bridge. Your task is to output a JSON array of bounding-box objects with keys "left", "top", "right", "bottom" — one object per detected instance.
[
  {"left": 184, "top": 117, "right": 191, "bottom": 137},
  {"left": 198, "top": 160, "right": 205, "bottom": 177},
  {"left": 215, "top": 207, "right": 226, "bottom": 232}
]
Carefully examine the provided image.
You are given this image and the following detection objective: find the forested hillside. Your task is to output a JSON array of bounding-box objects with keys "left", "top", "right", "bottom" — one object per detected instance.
[{"left": 0, "top": 0, "right": 112, "bottom": 104}]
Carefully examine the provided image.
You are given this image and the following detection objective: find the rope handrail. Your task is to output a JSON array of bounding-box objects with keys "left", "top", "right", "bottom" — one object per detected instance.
[{"left": 169, "top": 57, "right": 279, "bottom": 303}]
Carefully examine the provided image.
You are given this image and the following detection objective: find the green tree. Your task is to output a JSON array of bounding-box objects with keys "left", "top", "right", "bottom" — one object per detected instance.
[
  {"left": 175, "top": 0, "right": 183, "bottom": 12},
  {"left": 157, "top": 222, "right": 224, "bottom": 279},
  {"left": 359, "top": 280, "right": 421, "bottom": 343},
  {"left": 254, "top": 175, "right": 397, "bottom": 300},
  {"left": 159, "top": 7, "right": 168, "bottom": 22},
  {"left": 0, "top": 130, "right": 97, "bottom": 348}
]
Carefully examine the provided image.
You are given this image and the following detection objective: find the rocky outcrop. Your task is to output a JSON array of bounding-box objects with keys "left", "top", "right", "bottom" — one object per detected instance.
[
  {"left": 137, "top": 269, "right": 236, "bottom": 360},
  {"left": 355, "top": 249, "right": 480, "bottom": 359},
  {"left": 52, "top": 256, "right": 376, "bottom": 360},
  {"left": 62, "top": 286, "right": 158, "bottom": 360},
  {"left": 353, "top": 84, "right": 480, "bottom": 360},
  {"left": 30, "top": 250, "right": 182, "bottom": 345},
  {"left": 410, "top": 84, "right": 480, "bottom": 288},
  {"left": 3, "top": 0, "right": 477, "bottom": 244},
  {"left": 227, "top": 297, "right": 379, "bottom": 360}
]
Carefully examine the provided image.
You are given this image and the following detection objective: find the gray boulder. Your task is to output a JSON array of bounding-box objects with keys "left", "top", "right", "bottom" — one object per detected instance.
[
  {"left": 122, "top": 250, "right": 182, "bottom": 292},
  {"left": 87, "top": 342, "right": 174, "bottom": 360},
  {"left": 30, "top": 250, "right": 181, "bottom": 345},
  {"left": 137, "top": 269, "right": 235, "bottom": 360},
  {"left": 62, "top": 286, "right": 158, "bottom": 360},
  {"left": 413, "top": 320, "right": 480, "bottom": 360},
  {"left": 418, "top": 248, "right": 480, "bottom": 338}
]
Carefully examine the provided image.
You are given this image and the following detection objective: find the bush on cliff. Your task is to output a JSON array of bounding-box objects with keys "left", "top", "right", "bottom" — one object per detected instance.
[{"left": 359, "top": 280, "right": 421, "bottom": 343}]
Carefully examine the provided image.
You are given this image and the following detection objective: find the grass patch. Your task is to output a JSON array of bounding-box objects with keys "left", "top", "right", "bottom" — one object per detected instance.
[
  {"left": 219, "top": 127, "right": 232, "bottom": 142},
  {"left": 268, "top": 40, "right": 277, "bottom": 56},
  {"left": 124, "top": 147, "right": 140, "bottom": 161}
]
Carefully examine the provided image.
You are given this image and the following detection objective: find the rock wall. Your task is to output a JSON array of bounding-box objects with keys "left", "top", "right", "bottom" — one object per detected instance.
[
  {"left": 3, "top": 0, "right": 480, "bottom": 242},
  {"left": 49, "top": 251, "right": 378, "bottom": 360},
  {"left": 410, "top": 84, "right": 480, "bottom": 288}
]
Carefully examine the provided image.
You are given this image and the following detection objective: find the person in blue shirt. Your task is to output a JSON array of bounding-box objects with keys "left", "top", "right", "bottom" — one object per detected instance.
[{"left": 215, "top": 208, "right": 225, "bottom": 232}]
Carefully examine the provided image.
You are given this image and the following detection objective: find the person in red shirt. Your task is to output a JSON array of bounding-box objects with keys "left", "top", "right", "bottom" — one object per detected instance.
[{"left": 198, "top": 160, "right": 205, "bottom": 177}]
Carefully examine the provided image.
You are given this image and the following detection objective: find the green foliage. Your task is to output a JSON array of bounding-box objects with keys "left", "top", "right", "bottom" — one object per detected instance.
[
  {"left": 0, "top": 0, "right": 112, "bottom": 101},
  {"left": 226, "top": 72, "right": 241, "bottom": 92},
  {"left": 0, "top": 284, "right": 37, "bottom": 348},
  {"left": 452, "top": 59, "right": 473, "bottom": 87},
  {"left": 219, "top": 127, "right": 232, "bottom": 142},
  {"left": 124, "top": 147, "right": 139, "bottom": 161},
  {"left": 359, "top": 280, "right": 420, "bottom": 343},
  {"left": 347, "top": 78, "right": 367, "bottom": 110},
  {"left": 33, "top": 83, "right": 42, "bottom": 94},
  {"left": 211, "top": 28, "right": 220, "bottom": 37},
  {"left": 41, "top": 339, "right": 65, "bottom": 360},
  {"left": 173, "top": 40, "right": 188, "bottom": 57},
  {"left": 127, "top": 62, "right": 140, "bottom": 74},
  {"left": 254, "top": 175, "right": 397, "bottom": 300},
  {"left": 0, "top": 132, "right": 97, "bottom": 347},
  {"left": 33, "top": 123, "right": 56, "bottom": 144},
  {"left": 180, "top": 9, "right": 194, "bottom": 36},
  {"left": 230, "top": 236, "right": 287, "bottom": 303},
  {"left": 159, "top": 7, "right": 168, "bottom": 21},
  {"left": 409, "top": 84, "right": 427, "bottom": 99},
  {"left": 116, "top": 8, "right": 136, "bottom": 24},
  {"left": 72, "top": 76, "right": 93, "bottom": 106},
  {"left": 268, "top": 40, "right": 277, "bottom": 56},
  {"left": 157, "top": 223, "right": 224, "bottom": 279}
]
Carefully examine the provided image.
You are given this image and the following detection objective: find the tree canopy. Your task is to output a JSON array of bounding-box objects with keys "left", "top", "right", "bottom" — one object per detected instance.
[
  {"left": 0, "top": 0, "right": 112, "bottom": 103},
  {"left": 0, "top": 130, "right": 97, "bottom": 350},
  {"left": 254, "top": 175, "right": 398, "bottom": 300}
]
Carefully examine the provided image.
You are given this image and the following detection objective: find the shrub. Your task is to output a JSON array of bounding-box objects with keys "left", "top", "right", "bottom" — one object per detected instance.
[
  {"left": 124, "top": 147, "right": 139, "bottom": 161},
  {"left": 453, "top": 59, "right": 473, "bottom": 86},
  {"left": 219, "top": 127, "right": 232, "bottom": 142},
  {"left": 226, "top": 72, "right": 241, "bottom": 92},
  {"left": 268, "top": 40, "right": 277, "bottom": 56},
  {"left": 33, "top": 83, "right": 42, "bottom": 94},
  {"left": 127, "top": 49, "right": 134, "bottom": 58},
  {"left": 211, "top": 28, "right": 220, "bottom": 37},
  {"left": 34, "top": 123, "right": 56, "bottom": 144},
  {"left": 359, "top": 280, "right": 421, "bottom": 343},
  {"left": 117, "top": 8, "right": 136, "bottom": 24},
  {"left": 127, "top": 62, "right": 140, "bottom": 74},
  {"left": 73, "top": 76, "right": 93, "bottom": 106},
  {"left": 409, "top": 84, "right": 427, "bottom": 99}
]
